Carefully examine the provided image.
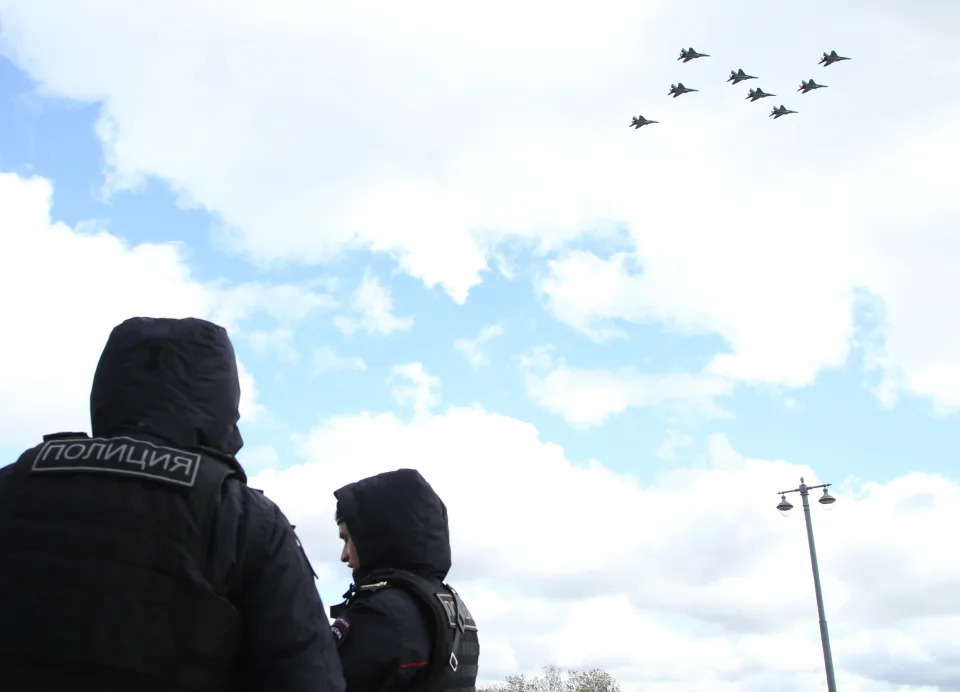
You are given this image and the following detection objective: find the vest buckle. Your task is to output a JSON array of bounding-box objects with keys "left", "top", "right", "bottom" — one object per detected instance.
[{"left": 449, "top": 652, "right": 459, "bottom": 672}]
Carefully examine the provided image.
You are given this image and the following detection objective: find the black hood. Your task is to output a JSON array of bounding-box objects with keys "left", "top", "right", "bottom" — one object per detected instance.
[
  {"left": 89, "top": 316, "right": 244, "bottom": 457},
  {"left": 335, "top": 468, "right": 451, "bottom": 583}
]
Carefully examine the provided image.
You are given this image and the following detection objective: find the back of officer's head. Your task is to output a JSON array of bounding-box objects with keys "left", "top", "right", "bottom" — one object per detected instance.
[
  {"left": 334, "top": 468, "right": 451, "bottom": 581},
  {"left": 89, "top": 316, "right": 244, "bottom": 456}
]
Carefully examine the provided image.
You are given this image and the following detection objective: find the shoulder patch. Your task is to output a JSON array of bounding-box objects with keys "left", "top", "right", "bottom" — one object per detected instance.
[
  {"left": 30, "top": 435, "right": 202, "bottom": 488},
  {"left": 330, "top": 617, "right": 350, "bottom": 648},
  {"left": 436, "top": 591, "right": 478, "bottom": 631}
]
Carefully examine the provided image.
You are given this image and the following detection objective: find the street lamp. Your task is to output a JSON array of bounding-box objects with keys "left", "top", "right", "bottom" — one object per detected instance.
[{"left": 776, "top": 477, "right": 837, "bottom": 692}]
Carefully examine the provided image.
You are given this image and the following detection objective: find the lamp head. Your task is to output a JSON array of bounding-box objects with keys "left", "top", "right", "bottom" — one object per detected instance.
[
  {"left": 777, "top": 494, "right": 793, "bottom": 517},
  {"left": 819, "top": 487, "right": 836, "bottom": 509}
]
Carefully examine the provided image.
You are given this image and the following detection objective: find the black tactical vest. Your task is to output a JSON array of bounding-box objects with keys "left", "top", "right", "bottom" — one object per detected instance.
[
  {"left": 0, "top": 432, "right": 244, "bottom": 691},
  {"left": 331, "top": 568, "right": 479, "bottom": 692}
]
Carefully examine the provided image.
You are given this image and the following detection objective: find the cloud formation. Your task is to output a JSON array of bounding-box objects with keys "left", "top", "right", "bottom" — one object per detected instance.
[
  {"left": 522, "top": 349, "right": 733, "bottom": 426},
  {"left": 0, "top": 171, "right": 324, "bottom": 446},
  {"left": 252, "top": 371, "right": 960, "bottom": 690},
  {"left": 455, "top": 323, "right": 505, "bottom": 369},
  {"left": 334, "top": 268, "right": 414, "bottom": 336},
  {"left": 2, "top": 0, "right": 958, "bottom": 414}
]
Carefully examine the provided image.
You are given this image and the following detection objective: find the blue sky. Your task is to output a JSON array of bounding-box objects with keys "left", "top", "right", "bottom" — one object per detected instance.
[
  {"left": 2, "top": 1, "right": 959, "bottom": 689},
  {"left": 2, "top": 53, "right": 957, "bottom": 487}
]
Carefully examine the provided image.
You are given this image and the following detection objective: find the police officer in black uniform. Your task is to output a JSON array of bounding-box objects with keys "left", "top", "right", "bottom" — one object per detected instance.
[
  {"left": 0, "top": 316, "right": 346, "bottom": 692},
  {"left": 330, "top": 468, "right": 480, "bottom": 692}
]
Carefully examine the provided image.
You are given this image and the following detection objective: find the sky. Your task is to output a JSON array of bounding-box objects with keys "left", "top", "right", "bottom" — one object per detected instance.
[{"left": 1, "top": 0, "right": 959, "bottom": 689}]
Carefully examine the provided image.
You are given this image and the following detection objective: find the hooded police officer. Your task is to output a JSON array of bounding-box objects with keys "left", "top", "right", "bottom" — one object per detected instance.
[
  {"left": 330, "top": 468, "right": 480, "bottom": 692},
  {"left": 0, "top": 316, "right": 346, "bottom": 692}
]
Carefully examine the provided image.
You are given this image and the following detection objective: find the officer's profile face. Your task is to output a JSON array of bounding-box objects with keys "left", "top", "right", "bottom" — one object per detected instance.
[{"left": 338, "top": 521, "right": 360, "bottom": 569}]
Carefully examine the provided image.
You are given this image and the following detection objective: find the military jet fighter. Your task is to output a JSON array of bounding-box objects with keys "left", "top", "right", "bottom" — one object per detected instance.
[
  {"left": 678, "top": 47, "right": 710, "bottom": 62},
  {"left": 668, "top": 82, "right": 698, "bottom": 98},
  {"left": 769, "top": 104, "right": 798, "bottom": 119},
  {"left": 746, "top": 87, "right": 775, "bottom": 101},
  {"left": 630, "top": 115, "right": 659, "bottom": 128},
  {"left": 819, "top": 50, "right": 850, "bottom": 67},
  {"left": 727, "top": 68, "right": 757, "bottom": 84},
  {"left": 798, "top": 79, "right": 828, "bottom": 93}
]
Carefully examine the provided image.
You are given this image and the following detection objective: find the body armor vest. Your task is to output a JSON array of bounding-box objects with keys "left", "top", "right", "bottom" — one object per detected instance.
[
  {"left": 0, "top": 432, "right": 243, "bottom": 691},
  {"left": 331, "top": 568, "right": 479, "bottom": 692}
]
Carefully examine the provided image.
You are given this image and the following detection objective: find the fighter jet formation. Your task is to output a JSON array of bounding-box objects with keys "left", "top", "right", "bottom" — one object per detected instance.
[{"left": 630, "top": 47, "right": 852, "bottom": 130}]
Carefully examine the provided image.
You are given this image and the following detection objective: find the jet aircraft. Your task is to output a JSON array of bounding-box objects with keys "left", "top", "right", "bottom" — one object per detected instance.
[
  {"left": 678, "top": 47, "right": 710, "bottom": 62},
  {"left": 727, "top": 68, "right": 757, "bottom": 84},
  {"left": 630, "top": 115, "right": 658, "bottom": 128},
  {"left": 746, "top": 88, "right": 775, "bottom": 101},
  {"left": 798, "top": 79, "right": 827, "bottom": 93},
  {"left": 769, "top": 105, "right": 798, "bottom": 119},
  {"left": 668, "top": 83, "right": 698, "bottom": 98},
  {"left": 819, "top": 50, "right": 850, "bottom": 67}
]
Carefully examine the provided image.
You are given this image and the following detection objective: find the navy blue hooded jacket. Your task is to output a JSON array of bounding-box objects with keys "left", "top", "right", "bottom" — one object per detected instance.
[
  {"left": 332, "top": 469, "right": 457, "bottom": 692},
  {"left": 0, "top": 316, "right": 346, "bottom": 692}
]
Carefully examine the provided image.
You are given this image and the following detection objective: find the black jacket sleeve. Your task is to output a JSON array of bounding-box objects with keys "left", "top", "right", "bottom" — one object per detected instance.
[
  {"left": 335, "top": 588, "right": 433, "bottom": 692},
  {"left": 213, "top": 480, "right": 346, "bottom": 692}
]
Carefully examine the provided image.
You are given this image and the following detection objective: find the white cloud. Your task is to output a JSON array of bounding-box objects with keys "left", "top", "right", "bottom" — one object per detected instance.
[
  {"left": 210, "top": 283, "right": 337, "bottom": 334},
  {"left": 251, "top": 401, "right": 959, "bottom": 690},
  {"left": 333, "top": 268, "right": 414, "bottom": 336},
  {"left": 235, "top": 359, "right": 263, "bottom": 423},
  {"left": 2, "top": 0, "right": 958, "bottom": 409},
  {"left": 0, "top": 171, "right": 210, "bottom": 445},
  {"left": 538, "top": 192, "right": 955, "bottom": 406},
  {"left": 388, "top": 362, "right": 440, "bottom": 419},
  {"left": 538, "top": 238, "right": 858, "bottom": 390},
  {"left": 454, "top": 322, "right": 505, "bottom": 369},
  {"left": 247, "top": 327, "right": 300, "bottom": 364},
  {"left": 535, "top": 107, "right": 960, "bottom": 409},
  {"left": 522, "top": 349, "right": 733, "bottom": 427},
  {"left": 0, "top": 170, "right": 321, "bottom": 447},
  {"left": 535, "top": 252, "right": 646, "bottom": 343},
  {"left": 311, "top": 346, "right": 366, "bottom": 376},
  {"left": 238, "top": 443, "right": 279, "bottom": 474},
  {"left": 0, "top": 0, "right": 664, "bottom": 302}
]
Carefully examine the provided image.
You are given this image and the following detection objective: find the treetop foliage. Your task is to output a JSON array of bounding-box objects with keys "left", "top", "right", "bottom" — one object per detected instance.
[{"left": 479, "top": 665, "right": 623, "bottom": 692}]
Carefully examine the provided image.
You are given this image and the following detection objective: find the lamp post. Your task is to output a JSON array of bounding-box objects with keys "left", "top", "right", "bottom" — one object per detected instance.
[{"left": 776, "top": 477, "right": 837, "bottom": 692}]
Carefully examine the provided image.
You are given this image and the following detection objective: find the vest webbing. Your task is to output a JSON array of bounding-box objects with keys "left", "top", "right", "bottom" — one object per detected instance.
[
  {"left": 339, "top": 568, "right": 480, "bottom": 692},
  {"left": 0, "top": 433, "right": 243, "bottom": 691}
]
